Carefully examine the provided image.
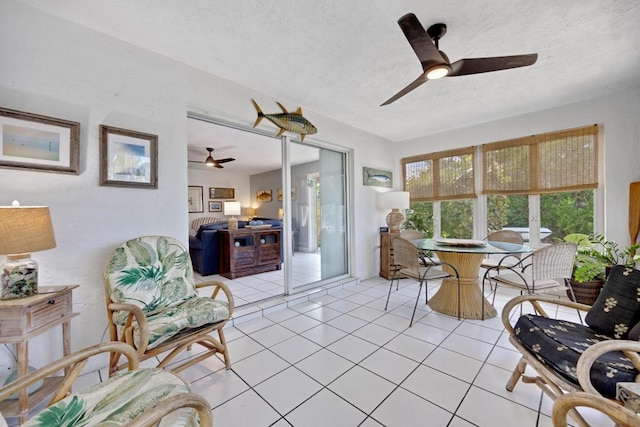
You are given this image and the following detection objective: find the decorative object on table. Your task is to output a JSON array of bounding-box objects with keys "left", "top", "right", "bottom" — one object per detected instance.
[
  {"left": 224, "top": 201, "right": 241, "bottom": 230},
  {"left": 251, "top": 99, "right": 317, "bottom": 142},
  {"left": 99, "top": 125, "right": 158, "bottom": 189},
  {"left": 380, "top": 191, "right": 410, "bottom": 233},
  {"left": 363, "top": 167, "right": 392, "bottom": 188},
  {"left": 209, "top": 187, "right": 235, "bottom": 199},
  {"left": 188, "top": 147, "right": 235, "bottom": 169},
  {"left": 0, "top": 107, "right": 80, "bottom": 174},
  {"left": 380, "top": 13, "right": 537, "bottom": 106},
  {"left": 208, "top": 201, "right": 222, "bottom": 212},
  {"left": 188, "top": 186, "right": 204, "bottom": 213},
  {"left": 0, "top": 201, "right": 56, "bottom": 299},
  {"left": 256, "top": 189, "right": 272, "bottom": 202}
]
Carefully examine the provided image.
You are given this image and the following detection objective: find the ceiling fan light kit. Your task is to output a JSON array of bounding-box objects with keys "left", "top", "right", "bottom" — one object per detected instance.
[
  {"left": 189, "top": 147, "right": 236, "bottom": 169},
  {"left": 381, "top": 13, "right": 538, "bottom": 106}
]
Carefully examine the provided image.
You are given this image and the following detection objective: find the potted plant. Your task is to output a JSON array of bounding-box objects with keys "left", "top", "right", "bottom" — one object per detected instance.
[
  {"left": 563, "top": 233, "right": 609, "bottom": 305},
  {"left": 563, "top": 233, "right": 640, "bottom": 304}
]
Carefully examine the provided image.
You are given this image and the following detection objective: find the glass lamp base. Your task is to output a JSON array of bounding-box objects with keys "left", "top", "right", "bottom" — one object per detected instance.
[{"left": 1, "top": 254, "right": 38, "bottom": 300}]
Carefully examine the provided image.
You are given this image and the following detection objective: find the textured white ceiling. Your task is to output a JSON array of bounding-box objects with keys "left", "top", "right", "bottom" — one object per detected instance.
[{"left": 16, "top": 0, "right": 640, "bottom": 143}]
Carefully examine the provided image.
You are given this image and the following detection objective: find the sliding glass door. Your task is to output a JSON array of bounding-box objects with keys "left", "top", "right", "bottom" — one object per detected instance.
[{"left": 286, "top": 138, "right": 349, "bottom": 292}]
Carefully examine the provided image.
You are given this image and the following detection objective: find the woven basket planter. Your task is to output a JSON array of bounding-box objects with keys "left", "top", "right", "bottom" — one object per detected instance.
[{"left": 567, "top": 278, "right": 604, "bottom": 306}]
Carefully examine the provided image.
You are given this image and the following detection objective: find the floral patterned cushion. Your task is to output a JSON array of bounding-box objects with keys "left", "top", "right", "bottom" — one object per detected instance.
[
  {"left": 515, "top": 314, "right": 638, "bottom": 398},
  {"left": 25, "top": 369, "right": 198, "bottom": 427},
  {"left": 104, "top": 236, "right": 230, "bottom": 349},
  {"left": 105, "top": 236, "right": 198, "bottom": 322},
  {"left": 134, "top": 297, "right": 230, "bottom": 349},
  {"left": 585, "top": 266, "right": 640, "bottom": 339}
]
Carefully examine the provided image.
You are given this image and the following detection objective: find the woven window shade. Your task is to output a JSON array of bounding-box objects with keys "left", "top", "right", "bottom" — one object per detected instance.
[
  {"left": 403, "top": 147, "right": 475, "bottom": 202},
  {"left": 482, "top": 125, "right": 598, "bottom": 195}
]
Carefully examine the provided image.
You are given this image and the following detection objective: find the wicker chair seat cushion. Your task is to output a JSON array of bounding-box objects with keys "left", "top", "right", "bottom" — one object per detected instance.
[
  {"left": 25, "top": 369, "right": 197, "bottom": 427},
  {"left": 130, "top": 297, "right": 230, "bottom": 349},
  {"left": 585, "top": 266, "right": 640, "bottom": 339},
  {"left": 493, "top": 271, "right": 561, "bottom": 290},
  {"left": 105, "top": 236, "right": 199, "bottom": 323},
  {"left": 515, "top": 314, "right": 638, "bottom": 398}
]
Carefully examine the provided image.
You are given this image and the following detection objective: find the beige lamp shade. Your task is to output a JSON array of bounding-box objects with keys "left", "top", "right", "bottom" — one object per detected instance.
[
  {"left": 223, "top": 202, "right": 241, "bottom": 216},
  {"left": 224, "top": 201, "right": 241, "bottom": 230},
  {"left": 0, "top": 206, "right": 56, "bottom": 255}
]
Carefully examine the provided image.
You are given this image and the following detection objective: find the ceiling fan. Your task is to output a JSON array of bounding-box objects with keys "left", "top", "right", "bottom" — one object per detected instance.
[
  {"left": 188, "top": 147, "right": 235, "bottom": 169},
  {"left": 381, "top": 13, "right": 538, "bottom": 106}
]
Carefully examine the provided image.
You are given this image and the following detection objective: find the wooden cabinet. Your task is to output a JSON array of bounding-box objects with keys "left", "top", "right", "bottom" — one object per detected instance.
[
  {"left": 380, "top": 232, "right": 397, "bottom": 280},
  {"left": 219, "top": 228, "right": 282, "bottom": 279},
  {"left": 0, "top": 285, "right": 78, "bottom": 424}
]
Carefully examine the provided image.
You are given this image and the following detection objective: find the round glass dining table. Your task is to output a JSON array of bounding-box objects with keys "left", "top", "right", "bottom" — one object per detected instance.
[{"left": 415, "top": 238, "right": 532, "bottom": 319}]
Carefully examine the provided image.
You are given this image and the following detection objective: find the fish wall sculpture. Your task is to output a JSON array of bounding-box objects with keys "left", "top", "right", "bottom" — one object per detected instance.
[{"left": 252, "top": 99, "right": 317, "bottom": 142}]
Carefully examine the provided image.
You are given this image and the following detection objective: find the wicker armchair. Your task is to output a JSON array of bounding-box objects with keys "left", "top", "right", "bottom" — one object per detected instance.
[
  {"left": 0, "top": 342, "right": 212, "bottom": 426},
  {"left": 502, "top": 267, "right": 640, "bottom": 426},
  {"left": 104, "top": 236, "right": 234, "bottom": 375},
  {"left": 385, "top": 236, "right": 460, "bottom": 325}
]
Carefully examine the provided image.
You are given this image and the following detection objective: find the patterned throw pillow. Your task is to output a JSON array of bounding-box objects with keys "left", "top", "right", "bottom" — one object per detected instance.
[{"left": 585, "top": 265, "right": 640, "bottom": 339}]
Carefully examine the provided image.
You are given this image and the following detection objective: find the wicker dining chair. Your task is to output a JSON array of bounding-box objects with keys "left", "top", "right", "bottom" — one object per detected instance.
[
  {"left": 483, "top": 242, "right": 578, "bottom": 311},
  {"left": 385, "top": 236, "right": 461, "bottom": 325},
  {"left": 480, "top": 229, "right": 525, "bottom": 270}
]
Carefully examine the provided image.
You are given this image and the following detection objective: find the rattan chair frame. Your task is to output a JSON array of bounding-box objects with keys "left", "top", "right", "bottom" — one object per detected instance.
[
  {"left": 385, "top": 236, "right": 461, "bottom": 325},
  {"left": 502, "top": 295, "right": 640, "bottom": 427},
  {"left": 0, "top": 342, "right": 213, "bottom": 427}
]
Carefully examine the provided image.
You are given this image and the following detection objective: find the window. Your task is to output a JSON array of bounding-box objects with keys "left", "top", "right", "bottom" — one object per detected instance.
[
  {"left": 404, "top": 125, "right": 599, "bottom": 242},
  {"left": 482, "top": 125, "right": 598, "bottom": 195},
  {"left": 403, "top": 147, "right": 475, "bottom": 202}
]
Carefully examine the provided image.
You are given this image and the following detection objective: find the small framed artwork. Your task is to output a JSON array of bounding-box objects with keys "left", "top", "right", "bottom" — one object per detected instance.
[
  {"left": 100, "top": 125, "right": 158, "bottom": 189},
  {"left": 277, "top": 187, "right": 298, "bottom": 201},
  {"left": 208, "top": 201, "right": 222, "bottom": 212},
  {"left": 209, "top": 187, "right": 235, "bottom": 199},
  {"left": 256, "top": 189, "right": 272, "bottom": 202},
  {"left": 0, "top": 107, "right": 80, "bottom": 174},
  {"left": 363, "top": 166, "right": 392, "bottom": 188},
  {"left": 188, "top": 186, "right": 203, "bottom": 213}
]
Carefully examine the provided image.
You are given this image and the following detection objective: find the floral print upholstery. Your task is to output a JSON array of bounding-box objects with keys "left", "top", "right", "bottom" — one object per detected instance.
[
  {"left": 585, "top": 266, "right": 640, "bottom": 339},
  {"left": 104, "top": 236, "right": 229, "bottom": 349},
  {"left": 515, "top": 314, "right": 638, "bottom": 398},
  {"left": 25, "top": 369, "right": 197, "bottom": 426}
]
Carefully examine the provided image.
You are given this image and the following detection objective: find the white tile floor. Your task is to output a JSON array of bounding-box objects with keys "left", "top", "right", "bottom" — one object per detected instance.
[
  {"left": 76, "top": 272, "right": 615, "bottom": 427},
  {"left": 193, "top": 251, "right": 322, "bottom": 307}
]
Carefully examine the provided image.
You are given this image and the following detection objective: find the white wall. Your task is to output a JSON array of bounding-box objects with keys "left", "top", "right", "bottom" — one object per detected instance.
[
  {"left": 395, "top": 88, "right": 640, "bottom": 247},
  {"left": 187, "top": 166, "right": 251, "bottom": 226},
  {"left": 0, "top": 1, "right": 395, "bottom": 371}
]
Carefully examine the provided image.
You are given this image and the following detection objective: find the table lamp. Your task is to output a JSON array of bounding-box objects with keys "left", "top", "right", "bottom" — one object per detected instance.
[
  {"left": 0, "top": 201, "right": 56, "bottom": 299},
  {"left": 246, "top": 207, "right": 256, "bottom": 220},
  {"left": 278, "top": 208, "right": 284, "bottom": 220},
  {"left": 381, "top": 191, "right": 410, "bottom": 233},
  {"left": 224, "top": 201, "right": 241, "bottom": 230}
]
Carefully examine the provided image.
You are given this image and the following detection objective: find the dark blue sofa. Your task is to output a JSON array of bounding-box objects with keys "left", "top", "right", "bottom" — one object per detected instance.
[{"left": 189, "top": 218, "right": 283, "bottom": 276}]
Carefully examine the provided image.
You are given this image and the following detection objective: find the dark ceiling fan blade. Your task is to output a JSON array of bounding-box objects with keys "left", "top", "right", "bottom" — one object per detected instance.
[
  {"left": 188, "top": 160, "right": 203, "bottom": 163},
  {"left": 397, "top": 13, "right": 446, "bottom": 70},
  {"left": 215, "top": 163, "right": 224, "bottom": 169},
  {"left": 449, "top": 53, "right": 538, "bottom": 76},
  {"left": 381, "top": 74, "right": 428, "bottom": 106},
  {"left": 215, "top": 158, "right": 235, "bottom": 164}
]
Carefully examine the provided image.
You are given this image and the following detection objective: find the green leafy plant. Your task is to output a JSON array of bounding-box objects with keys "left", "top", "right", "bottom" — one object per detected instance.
[{"left": 564, "top": 233, "right": 640, "bottom": 283}]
